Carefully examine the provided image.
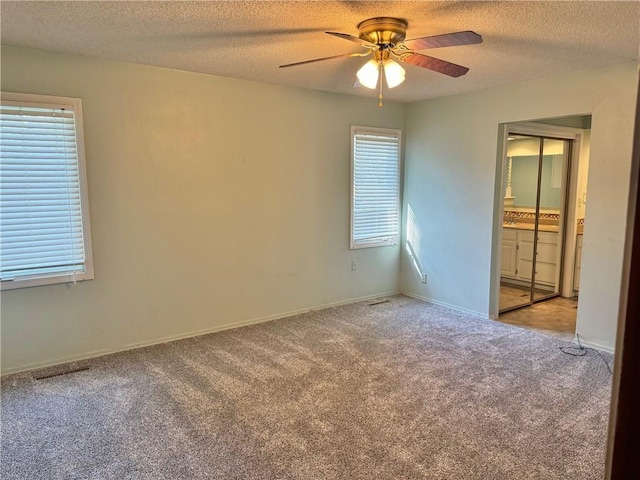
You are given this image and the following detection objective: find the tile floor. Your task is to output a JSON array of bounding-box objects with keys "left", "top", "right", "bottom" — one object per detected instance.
[
  {"left": 499, "top": 284, "right": 553, "bottom": 311},
  {"left": 498, "top": 284, "right": 577, "bottom": 341}
]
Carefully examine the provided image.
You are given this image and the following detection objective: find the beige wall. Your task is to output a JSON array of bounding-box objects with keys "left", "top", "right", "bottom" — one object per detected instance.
[
  {"left": 576, "top": 130, "right": 591, "bottom": 221},
  {"left": 0, "top": 46, "right": 405, "bottom": 374},
  {"left": 402, "top": 61, "right": 638, "bottom": 351},
  {"left": 1, "top": 45, "right": 636, "bottom": 373}
]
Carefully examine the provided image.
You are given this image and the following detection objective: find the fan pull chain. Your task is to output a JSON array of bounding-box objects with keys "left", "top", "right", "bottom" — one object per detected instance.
[{"left": 378, "top": 60, "right": 384, "bottom": 107}]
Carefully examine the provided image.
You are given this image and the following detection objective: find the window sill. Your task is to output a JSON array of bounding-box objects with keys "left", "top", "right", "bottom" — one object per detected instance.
[
  {"left": 350, "top": 240, "right": 398, "bottom": 250},
  {"left": 1, "top": 273, "right": 94, "bottom": 291}
]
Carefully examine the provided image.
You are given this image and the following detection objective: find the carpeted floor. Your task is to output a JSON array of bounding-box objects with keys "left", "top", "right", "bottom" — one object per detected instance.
[{"left": 1, "top": 295, "right": 613, "bottom": 479}]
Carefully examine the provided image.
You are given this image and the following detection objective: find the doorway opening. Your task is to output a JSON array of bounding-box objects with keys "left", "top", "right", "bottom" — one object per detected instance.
[{"left": 493, "top": 116, "right": 591, "bottom": 338}]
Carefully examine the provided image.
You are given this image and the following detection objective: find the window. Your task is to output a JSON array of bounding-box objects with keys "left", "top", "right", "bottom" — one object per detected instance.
[
  {"left": 350, "top": 126, "right": 401, "bottom": 249},
  {"left": 1, "top": 92, "right": 93, "bottom": 290}
]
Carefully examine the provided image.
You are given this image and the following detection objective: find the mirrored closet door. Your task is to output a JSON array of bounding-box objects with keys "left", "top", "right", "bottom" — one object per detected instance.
[{"left": 499, "top": 134, "right": 571, "bottom": 313}]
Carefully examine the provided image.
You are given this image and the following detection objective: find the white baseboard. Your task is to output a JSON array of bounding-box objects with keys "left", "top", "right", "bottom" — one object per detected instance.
[
  {"left": 1, "top": 290, "right": 400, "bottom": 376},
  {"left": 573, "top": 335, "right": 615, "bottom": 354},
  {"left": 402, "top": 291, "right": 489, "bottom": 319},
  {"left": 403, "top": 293, "right": 616, "bottom": 354}
]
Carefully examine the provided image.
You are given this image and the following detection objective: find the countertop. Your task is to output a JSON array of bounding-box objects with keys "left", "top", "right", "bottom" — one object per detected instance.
[
  {"left": 503, "top": 223, "right": 559, "bottom": 232},
  {"left": 504, "top": 222, "right": 584, "bottom": 234}
]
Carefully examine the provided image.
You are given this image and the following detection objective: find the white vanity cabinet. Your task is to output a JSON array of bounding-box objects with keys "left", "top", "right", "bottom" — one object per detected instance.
[
  {"left": 500, "top": 229, "right": 517, "bottom": 277},
  {"left": 501, "top": 227, "right": 559, "bottom": 286},
  {"left": 516, "top": 230, "right": 558, "bottom": 285}
]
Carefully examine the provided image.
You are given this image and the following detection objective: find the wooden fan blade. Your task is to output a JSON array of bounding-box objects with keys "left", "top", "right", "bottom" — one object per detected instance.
[
  {"left": 402, "top": 53, "right": 469, "bottom": 77},
  {"left": 279, "top": 53, "right": 358, "bottom": 68},
  {"left": 403, "top": 31, "right": 482, "bottom": 51},
  {"left": 325, "top": 31, "right": 378, "bottom": 48}
]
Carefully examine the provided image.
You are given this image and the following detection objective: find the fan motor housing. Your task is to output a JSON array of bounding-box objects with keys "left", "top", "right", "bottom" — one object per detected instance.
[{"left": 357, "top": 17, "right": 408, "bottom": 46}]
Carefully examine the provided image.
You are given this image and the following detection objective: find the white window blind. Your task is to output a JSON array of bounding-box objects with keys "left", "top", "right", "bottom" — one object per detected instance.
[
  {"left": 1, "top": 93, "right": 93, "bottom": 289},
  {"left": 351, "top": 126, "right": 401, "bottom": 249}
]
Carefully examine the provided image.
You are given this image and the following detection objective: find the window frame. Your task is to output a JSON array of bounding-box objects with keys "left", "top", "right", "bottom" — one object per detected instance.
[
  {"left": 0, "top": 92, "right": 94, "bottom": 290},
  {"left": 350, "top": 125, "right": 402, "bottom": 250}
]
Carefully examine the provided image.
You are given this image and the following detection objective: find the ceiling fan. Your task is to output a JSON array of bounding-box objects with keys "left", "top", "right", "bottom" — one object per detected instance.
[{"left": 280, "top": 17, "right": 482, "bottom": 106}]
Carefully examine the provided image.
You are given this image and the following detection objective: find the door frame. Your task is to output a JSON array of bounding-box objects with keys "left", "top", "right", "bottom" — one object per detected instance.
[{"left": 490, "top": 121, "right": 587, "bottom": 319}]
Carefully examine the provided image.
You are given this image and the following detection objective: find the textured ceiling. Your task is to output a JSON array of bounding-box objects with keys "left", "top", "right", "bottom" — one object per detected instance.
[{"left": 1, "top": 1, "right": 638, "bottom": 103}]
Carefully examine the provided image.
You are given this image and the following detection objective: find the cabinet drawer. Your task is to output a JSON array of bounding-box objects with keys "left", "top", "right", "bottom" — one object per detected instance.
[
  {"left": 536, "top": 242, "right": 559, "bottom": 263},
  {"left": 516, "top": 230, "right": 558, "bottom": 244},
  {"left": 538, "top": 231, "right": 558, "bottom": 244},
  {"left": 503, "top": 229, "right": 517, "bottom": 241},
  {"left": 519, "top": 243, "right": 558, "bottom": 267},
  {"left": 518, "top": 230, "right": 534, "bottom": 242},
  {"left": 518, "top": 259, "right": 556, "bottom": 285}
]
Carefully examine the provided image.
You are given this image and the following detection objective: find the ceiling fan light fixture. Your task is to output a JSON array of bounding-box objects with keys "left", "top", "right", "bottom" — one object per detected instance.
[
  {"left": 280, "top": 17, "right": 482, "bottom": 106},
  {"left": 356, "top": 59, "right": 380, "bottom": 89},
  {"left": 383, "top": 59, "right": 405, "bottom": 88}
]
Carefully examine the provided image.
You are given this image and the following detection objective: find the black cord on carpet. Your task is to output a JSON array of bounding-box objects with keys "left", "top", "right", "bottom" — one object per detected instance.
[{"left": 560, "top": 334, "right": 613, "bottom": 375}]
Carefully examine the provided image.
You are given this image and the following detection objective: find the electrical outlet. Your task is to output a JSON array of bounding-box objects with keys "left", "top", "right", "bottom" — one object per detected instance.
[
  {"left": 421, "top": 273, "right": 427, "bottom": 284},
  {"left": 351, "top": 260, "right": 358, "bottom": 271}
]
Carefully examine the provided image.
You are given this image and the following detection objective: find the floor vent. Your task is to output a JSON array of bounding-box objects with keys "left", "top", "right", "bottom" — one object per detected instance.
[
  {"left": 35, "top": 366, "right": 90, "bottom": 380},
  {"left": 368, "top": 299, "right": 391, "bottom": 306}
]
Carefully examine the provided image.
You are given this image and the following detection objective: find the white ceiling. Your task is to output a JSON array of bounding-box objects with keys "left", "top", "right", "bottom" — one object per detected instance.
[{"left": 1, "top": 1, "right": 638, "bottom": 103}]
